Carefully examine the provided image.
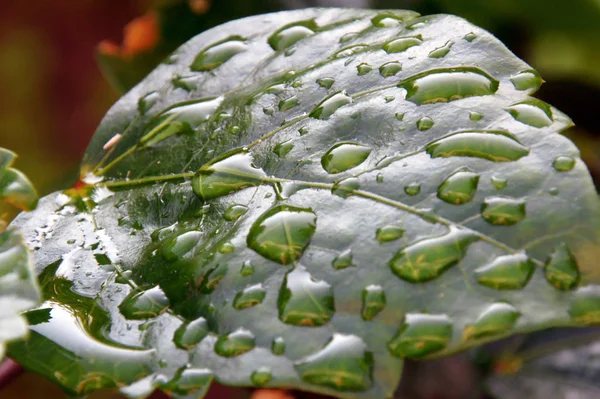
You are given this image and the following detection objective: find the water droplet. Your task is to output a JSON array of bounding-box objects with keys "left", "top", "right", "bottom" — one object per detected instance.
[
  {"left": 475, "top": 253, "right": 534, "bottom": 290},
  {"left": 388, "top": 313, "right": 453, "bottom": 358},
  {"left": 376, "top": 173, "right": 384, "bottom": 183},
  {"left": 273, "top": 140, "right": 294, "bottom": 158},
  {"left": 247, "top": 205, "right": 317, "bottom": 265},
  {"left": 428, "top": 41, "right": 453, "bottom": 58},
  {"left": 506, "top": 99, "right": 553, "bottom": 128},
  {"left": 356, "top": 62, "right": 372, "bottom": 76},
  {"left": 331, "top": 177, "right": 360, "bottom": 198},
  {"left": 463, "top": 303, "right": 520, "bottom": 341},
  {"left": 545, "top": 243, "right": 580, "bottom": 290},
  {"left": 361, "top": 285, "right": 386, "bottom": 321},
  {"left": 268, "top": 22, "right": 316, "bottom": 51},
  {"left": 161, "top": 231, "right": 202, "bottom": 261},
  {"left": 321, "top": 142, "right": 371, "bottom": 174},
  {"left": 340, "top": 32, "right": 359, "bottom": 43},
  {"left": 218, "top": 242, "right": 235, "bottom": 254},
  {"left": 214, "top": 328, "right": 256, "bottom": 357},
  {"left": 553, "top": 156, "right": 575, "bottom": 172},
  {"left": 569, "top": 285, "right": 600, "bottom": 324},
  {"left": 490, "top": 176, "right": 507, "bottom": 190},
  {"left": 510, "top": 70, "right": 543, "bottom": 91},
  {"left": 379, "top": 61, "right": 402, "bottom": 77},
  {"left": 229, "top": 125, "right": 241, "bottom": 134},
  {"left": 191, "top": 36, "right": 248, "bottom": 71},
  {"left": 192, "top": 149, "right": 266, "bottom": 201},
  {"left": 200, "top": 264, "right": 228, "bottom": 293},
  {"left": 279, "top": 95, "right": 299, "bottom": 111},
  {"left": 464, "top": 32, "right": 477, "bottom": 42},
  {"left": 173, "top": 317, "right": 209, "bottom": 349},
  {"left": 295, "top": 334, "right": 373, "bottom": 391},
  {"left": 272, "top": 337, "right": 286, "bottom": 355},
  {"left": 240, "top": 260, "right": 255, "bottom": 277},
  {"left": 263, "top": 106, "right": 274, "bottom": 115},
  {"left": 224, "top": 204, "right": 248, "bottom": 221},
  {"left": 469, "top": 111, "right": 483, "bottom": 121},
  {"left": 400, "top": 67, "right": 499, "bottom": 105},
  {"left": 167, "top": 368, "right": 213, "bottom": 396},
  {"left": 119, "top": 286, "right": 169, "bottom": 320},
  {"left": 481, "top": 197, "right": 526, "bottom": 226},
  {"left": 416, "top": 117, "right": 434, "bottom": 131},
  {"left": 332, "top": 249, "right": 354, "bottom": 270},
  {"left": 233, "top": 284, "right": 266, "bottom": 310},
  {"left": 437, "top": 168, "right": 479, "bottom": 205},
  {"left": 549, "top": 187, "right": 560, "bottom": 196},
  {"left": 389, "top": 227, "right": 479, "bottom": 283},
  {"left": 278, "top": 266, "right": 334, "bottom": 326},
  {"left": 138, "top": 92, "right": 159, "bottom": 115},
  {"left": 371, "top": 14, "right": 405, "bottom": 27},
  {"left": 172, "top": 75, "right": 197, "bottom": 92},
  {"left": 404, "top": 183, "right": 421, "bottom": 196},
  {"left": 407, "top": 21, "right": 426, "bottom": 30},
  {"left": 335, "top": 45, "right": 368, "bottom": 58},
  {"left": 426, "top": 131, "right": 529, "bottom": 162},
  {"left": 395, "top": 112, "right": 405, "bottom": 121},
  {"left": 316, "top": 77, "right": 335, "bottom": 89},
  {"left": 385, "top": 96, "right": 395, "bottom": 103},
  {"left": 383, "top": 35, "right": 423, "bottom": 53},
  {"left": 376, "top": 225, "right": 405, "bottom": 242},
  {"left": 251, "top": 367, "right": 272, "bottom": 387},
  {"left": 309, "top": 91, "right": 352, "bottom": 120}
]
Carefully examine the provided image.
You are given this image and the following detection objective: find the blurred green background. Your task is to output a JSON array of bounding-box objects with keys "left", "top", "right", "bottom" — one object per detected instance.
[{"left": 0, "top": 0, "right": 598, "bottom": 398}]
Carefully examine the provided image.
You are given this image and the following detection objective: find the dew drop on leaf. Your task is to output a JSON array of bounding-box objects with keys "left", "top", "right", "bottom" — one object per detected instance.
[
  {"left": 162, "top": 231, "right": 202, "bottom": 260},
  {"left": 491, "top": 176, "right": 507, "bottom": 190},
  {"left": 481, "top": 196, "right": 526, "bottom": 226},
  {"left": 462, "top": 302, "right": 520, "bottom": 341},
  {"left": 233, "top": 283, "right": 266, "bottom": 310},
  {"left": 388, "top": 313, "right": 453, "bottom": 358},
  {"left": 506, "top": 99, "right": 553, "bottom": 128},
  {"left": 316, "top": 77, "right": 335, "bottom": 89},
  {"left": 379, "top": 61, "right": 402, "bottom": 77},
  {"left": 268, "top": 22, "right": 316, "bottom": 51},
  {"left": 437, "top": 168, "right": 479, "bottom": 205},
  {"left": 569, "top": 286, "right": 600, "bottom": 324},
  {"left": 469, "top": 111, "right": 483, "bottom": 121},
  {"left": 138, "top": 91, "right": 159, "bottom": 115},
  {"left": 428, "top": 41, "right": 453, "bottom": 58},
  {"left": 553, "top": 156, "right": 576, "bottom": 172},
  {"left": 404, "top": 183, "right": 421, "bottom": 196},
  {"left": 273, "top": 140, "right": 294, "bottom": 158},
  {"left": 119, "top": 286, "right": 170, "bottom": 320},
  {"left": 200, "top": 264, "right": 228, "bottom": 293},
  {"left": 544, "top": 243, "right": 580, "bottom": 290},
  {"left": 376, "top": 225, "right": 405, "bottom": 243},
  {"left": 416, "top": 117, "right": 434, "bottom": 131},
  {"left": 464, "top": 32, "right": 477, "bottom": 41},
  {"left": 223, "top": 204, "right": 249, "bottom": 221},
  {"left": 214, "top": 328, "right": 256, "bottom": 357},
  {"left": 357, "top": 62, "right": 372, "bottom": 76},
  {"left": 321, "top": 143, "right": 371, "bottom": 174},
  {"left": 383, "top": 36, "right": 423, "bottom": 53},
  {"left": 240, "top": 260, "right": 255, "bottom": 277},
  {"left": 309, "top": 91, "right": 352, "bottom": 120},
  {"left": 474, "top": 253, "right": 534, "bottom": 290},
  {"left": 191, "top": 36, "right": 248, "bottom": 71},
  {"left": 331, "top": 177, "right": 360, "bottom": 198},
  {"left": 251, "top": 367, "right": 273, "bottom": 386},
  {"left": 173, "top": 317, "right": 209, "bottom": 349},
  {"left": 332, "top": 248, "right": 354, "bottom": 270},
  {"left": 218, "top": 242, "right": 235, "bottom": 254},
  {"left": 426, "top": 131, "right": 529, "bottom": 162},
  {"left": 335, "top": 44, "right": 368, "bottom": 58},
  {"left": 361, "top": 285, "right": 386, "bottom": 321},
  {"left": 279, "top": 95, "right": 299, "bottom": 111},
  {"left": 371, "top": 14, "right": 405, "bottom": 27},
  {"left": 167, "top": 368, "right": 213, "bottom": 396},
  {"left": 510, "top": 70, "right": 543, "bottom": 91},
  {"left": 272, "top": 336, "right": 286, "bottom": 355}
]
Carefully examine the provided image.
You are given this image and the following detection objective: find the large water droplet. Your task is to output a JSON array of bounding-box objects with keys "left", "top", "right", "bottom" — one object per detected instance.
[
  {"left": 506, "top": 99, "right": 553, "bottom": 128},
  {"left": 437, "top": 168, "right": 479, "bottom": 205},
  {"left": 321, "top": 143, "right": 371, "bottom": 174},
  {"left": 481, "top": 197, "right": 526, "bottom": 226},
  {"left": 295, "top": 334, "right": 373, "bottom": 391},
  {"left": 569, "top": 286, "right": 600, "bottom": 324},
  {"left": 309, "top": 91, "right": 352, "bottom": 120},
  {"left": 268, "top": 22, "right": 316, "bottom": 51},
  {"left": 279, "top": 95, "right": 299, "bottom": 112},
  {"left": 371, "top": 14, "right": 406, "bottom": 27},
  {"left": 383, "top": 36, "right": 423, "bottom": 53},
  {"left": 388, "top": 313, "right": 453, "bottom": 358},
  {"left": 191, "top": 36, "right": 248, "bottom": 71},
  {"left": 272, "top": 337, "right": 286, "bottom": 355},
  {"left": 316, "top": 77, "right": 335, "bottom": 89},
  {"left": 251, "top": 367, "right": 272, "bottom": 387},
  {"left": 214, "top": 328, "right": 256, "bottom": 357},
  {"left": 475, "top": 253, "right": 534, "bottom": 290},
  {"left": 400, "top": 67, "right": 499, "bottom": 105},
  {"left": 278, "top": 266, "right": 334, "bottom": 326},
  {"left": 404, "top": 183, "right": 421, "bottom": 196},
  {"left": 428, "top": 41, "right": 453, "bottom": 58},
  {"left": 233, "top": 284, "right": 266, "bottom": 310},
  {"left": 332, "top": 249, "right": 354, "bottom": 270},
  {"left": 273, "top": 140, "right": 294, "bottom": 158},
  {"left": 379, "top": 61, "right": 402, "bottom": 77},
  {"left": 138, "top": 92, "right": 159, "bottom": 115},
  {"left": 357, "top": 63, "right": 372, "bottom": 76},
  {"left": 192, "top": 149, "right": 266, "bottom": 201},
  {"left": 224, "top": 204, "right": 248, "bottom": 221},
  {"left": 361, "top": 285, "right": 386, "bottom": 321},
  {"left": 553, "top": 156, "right": 575, "bottom": 172},
  {"left": 173, "top": 317, "right": 209, "bottom": 349},
  {"left": 119, "top": 286, "right": 169, "bottom": 320},
  {"left": 462, "top": 303, "right": 520, "bottom": 341},
  {"left": 389, "top": 227, "right": 479, "bottom": 283},
  {"left": 545, "top": 243, "right": 580, "bottom": 290},
  {"left": 166, "top": 368, "right": 213, "bottom": 396},
  {"left": 416, "top": 117, "right": 434, "bottom": 131},
  {"left": 247, "top": 205, "right": 317, "bottom": 265},
  {"left": 510, "top": 70, "right": 543, "bottom": 91},
  {"left": 426, "top": 131, "right": 529, "bottom": 162},
  {"left": 331, "top": 177, "right": 360, "bottom": 198},
  {"left": 376, "top": 225, "right": 405, "bottom": 242}
]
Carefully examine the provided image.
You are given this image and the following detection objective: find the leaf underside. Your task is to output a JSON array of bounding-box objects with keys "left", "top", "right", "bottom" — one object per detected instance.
[{"left": 9, "top": 8, "right": 600, "bottom": 399}]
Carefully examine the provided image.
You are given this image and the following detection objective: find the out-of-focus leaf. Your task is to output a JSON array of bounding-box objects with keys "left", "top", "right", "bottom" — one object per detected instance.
[{"left": 0, "top": 148, "right": 38, "bottom": 213}]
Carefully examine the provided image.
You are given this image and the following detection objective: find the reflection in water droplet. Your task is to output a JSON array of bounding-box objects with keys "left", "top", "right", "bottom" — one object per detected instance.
[
  {"left": 376, "top": 173, "right": 384, "bottom": 183},
  {"left": 426, "top": 131, "right": 529, "bottom": 162},
  {"left": 335, "top": 45, "right": 369, "bottom": 58},
  {"left": 437, "top": 169, "right": 479, "bottom": 205},
  {"left": 491, "top": 176, "right": 507, "bottom": 190},
  {"left": 371, "top": 14, "right": 406, "bottom": 27},
  {"left": 416, "top": 117, "right": 434, "bottom": 131},
  {"left": 247, "top": 205, "right": 317, "bottom": 265},
  {"left": 167, "top": 368, "right": 213, "bottom": 396},
  {"left": 545, "top": 243, "right": 580, "bottom": 290},
  {"left": 376, "top": 225, "right": 405, "bottom": 243},
  {"left": 400, "top": 67, "right": 499, "bottom": 105},
  {"left": 475, "top": 253, "right": 534, "bottom": 290},
  {"left": 214, "top": 328, "right": 256, "bottom": 357},
  {"left": 224, "top": 204, "right": 249, "bottom": 221},
  {"left": 138, "top": 92, "right": 159, "bottom": 115},
  {"left": 428, "top": 41, "right": 453, "bottom": 58},
  {"left": 233, "top": 284, "right": 266, "bottom": 310},
  {"left": 119, "top": 286, "right": 170, "bottom": 320},
  {"left": 481, "top": 197, "right": 526, "bottom": 226},
  {"left": 469, "top": 112, "right": 483, "bottom": 121},
  {"left": 192, "top": 149, "right": 266, "bottom": 201},
  {"left": 331, "top": 177, "right": 360, "bottom": 199},
  {"left": 332, "top": 249, "right": 354, "bottom": 270},
  {"left": 278, "top": 266, "right": 334, "bottom": 326},
  {"left": 309, "top": 91, "right": 352, "bottom": 120},
  {"left": 463, "top": 303, "right": 520, "bottom": 341},
  {"left": 388, "top": 313, "right": 453, "bottom": 358},
  {"left": 361, "top": 285, "right": 386, "bottom": 321},
  {"left": 569, "top": 286, "right": 600, "bottom": 324},
  {"left": 464, "top": 32, "right": 477, "bottom": 42},
  {"left": 321, "top": 142, "right": 371, "bottom": 174},
  {"left": 279, "top": 95, "right": 299, "bottom": 112},
  {"left": 295, "top": 334, "right": 373, "bottom": 391},
  {"left": 240, "top": 260, "right": 254, "bottom": 277},
  {"left": 173, "top": 317, "right": 209, "bottom": 349},
  {"left": 268, "top": 22, "right": 316, "bottom": 51},
  {"left": 383, "top": 36, "right": 423, "bottom": 53},
  {"left": 510, "top": 70, "right": 543, "bottom": 91},
  {"left": 317, "top": 77, "right": 335, "bottom": 89},
  {"left": 506, "top": 100, "right": 553, "bottom": 128},
  {"left": 272, "top": 336, "right": 286, "bottom": 355},
  {"left": 191, "top": 36, "right": 248, "bottom": 71},
  {"left": 251, "top": 367, "right": 272, "bottom": 387},
  {"left": 218, "top": 242, "right": 235, "bottom": 254},
  {"left": 404, "top": 183, "right": 421, "bottom": 196},
  {"left": 356, "top": 63, "right": 372, "bottom": 76},
  {"left": 273, "top": 140, "right": 294, "bottom": 158},
  {"left": 379, "top": 61, "right": 402, "bottom": 77},
  {"left": 389, "top": 227, "right": 479, "bottom": 283},
  {"left": 553, "top": 156, "right": 575, "bottom": 172}
]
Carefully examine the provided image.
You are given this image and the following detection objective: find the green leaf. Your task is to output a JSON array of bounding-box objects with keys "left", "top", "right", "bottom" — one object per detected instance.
[
  {"left": 8, "top": 8, "right": 600, "bottom": 399},
  {"left": 0, "top": 148, "right": 38, "bottom": 212}
]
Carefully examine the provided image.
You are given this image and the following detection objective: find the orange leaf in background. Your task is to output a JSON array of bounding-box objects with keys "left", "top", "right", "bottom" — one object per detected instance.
[
  {"left": 97, "top": 12, "right": 159, "bottom": 58},
  {"left": 251, "top": 389, "right": 295, "bottom": 399},
  {"left": 189, "top": 0, "right": 211, "bottom": 15}
]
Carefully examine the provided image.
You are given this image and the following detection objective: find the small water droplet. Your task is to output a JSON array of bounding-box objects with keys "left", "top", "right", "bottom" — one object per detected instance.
[
  {"left": 379, "top": 61, "right": 402, "bottom": 77},
  {"left": 361, "top": 285, "right": 386, "bottom": 321},
  {"left": 332, "top": 249, "right": 354, "bottom": 270},
  {"left": 464, "top": 32, "right": 477, "bottom": 42},
  {"left": 263, "top": 106, "right": 275, "bottom": 115},
  {"left": 299, "top": 127, "right": 309, "bottom": 136},
  {"left": 200, "top": 264, "right": 228, "bottom": 293},
  {"left": 279, "top": 95, "right": 299, "bottom": 111},
  {"left": 309, "top": 91, "right": 352, "bottom": 120},
  {"left": 437, "top": 168, "right": 479, "bottom": 205},
  {"left": 224, "top": 204, "right": 248, "bottom": 221},
  {"left": 462, "top": 303, "right": 520, "bottom": 341},
  {"left": 407, "top": 21, "right": 426, "bottom": 30},
  {"left": 510, "top": 70, "right": 543, "bottom": 91},
  {"left": 161, "top": 231, "right": 202, "bottom": 261},
  {"left": 240, "top": 260, "right": 254, "bottom": 277},
  {"left": 191, "top": 36, "right": 248, "bottom": 71},
  {"left": 545, "top": 243, "right": 580, "bottom": 290},
  {"left": 268, "top": 22, "right": 316, "bottom": 51},
  {"left": 272, "top": 336, "right": 286, "bottom": 355},
  {"left": 475, "top": 253, "right": 534, "bottom": 290},
  {"left": 251, "top": 367, "right": 272, "bottom": 387},
  {"left": 383, "top": 35, "right": 423, "bottom": 53},
  {"left": 469, "top": 111, "right": 483, "bottom": 121},
  {"left": 357, "top": 62, "right": 372, "bottom": 76},
  {"left": 569, "top": 285, "right": 600, "bottom": 324},
  {"left": 388, "top": 313, "right": 453, "bottom": 358},
  {"left": 173, "top": 317, "right": 209, "bottom": 349},
  {"left": 395, "top": 112, "right": 405, "bottom": 121},
  {"left": 376, "top": 225, "right": 405, "bottom": 242},
  {"left": 316, "top": 77, "right": 335, "bottom": 89},
  {"left": 331, "top": 177, "right": 360, "bottom": 198},
  {"left": 167, "top": 368, "right": 213, "bottom": 396},
  {"left": 335, "top": 45, "right": 368, "bottom": 58},
  {"left": 233, "top": 283, "right": 266, "bottom": 310},
  {"left": 192, "top": 149, "right": 266, "bottom": 201},
  {"left": 295, "top": 334, "right": 373, "bottom": 391},
  {"left": 385, "top": 96, "right": 395, "bottom": 103},
  {"left": 172, "top": 75, "right": 197, "bottom": 92},
  {"left": 416, "top": 117, "right": 434, "bottom": 131},
  {"left": 506, "top": 99, "right": 553, "bottom": 128},
  {"left": 549, "top": 187, "right": 560, "bottom": 196},
  {"left": 428, "top": 41, "right": 453, "bottom": 58},
  {"left": 404, "top": 183, "right": 421, "bottom": 196},
  {"left": 321, "top": 142, "right": 371, "bottom": 174},
  {"left": 371, "top": 14, "right": 406, "bottom": 27},
  {"left": 218, "top": 242, "right": 235, "bottom": 254},
  {"left": 214, "top": 328, "right": 256, "bottom": 357},
  {"left": 247, "top": 205, "right": 317, "bottom": 265},
  {"left": 491, "top": 176, "right": 507, "bottom": 190},
  {"left": 553, "top": 156, "right": 575, "bottom": 172},
  {"left": 279, "top": 266, "right": 334, "bottom": 326},
  {"left": 389, "top": 227, "right": 479, "bottom": 282},
  {"left": 340, "top": 32, "right": 359, "bottom": 43},
  {"left": 138, "top": 92, "right": 159, "bottom": 115},
  {"left": 426, "top": 131, "right": 529, "bottom": 162},
  {"left": 119, "top": 286, "right": 170, "bottom": 320},
  {"left": 481, "top": 196, "right": 526, "bottom": 226},
  {"left": 229, "top": 125, "right": 241, "bottom": 134},
  {"left": 376, "top": 173, "right": 384, "bottom": 183},
  {"left": 273, "top": 140, "right": 294, "bottom": 158}
]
